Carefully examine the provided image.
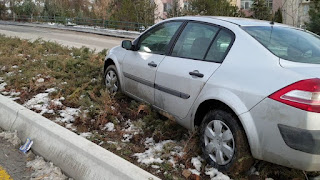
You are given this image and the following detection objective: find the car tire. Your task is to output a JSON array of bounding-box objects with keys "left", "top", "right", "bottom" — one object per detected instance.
[
  {"left": 104, "top": 65, "right": 120, "bottom": 94},
  {"left": 200, "top": 109, "right": 253, "bottom": 175}
]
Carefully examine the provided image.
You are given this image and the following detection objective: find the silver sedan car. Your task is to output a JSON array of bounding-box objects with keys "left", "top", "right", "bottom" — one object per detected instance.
[{"left": 104, "top": 16, "right": 320, "bottom": 174}]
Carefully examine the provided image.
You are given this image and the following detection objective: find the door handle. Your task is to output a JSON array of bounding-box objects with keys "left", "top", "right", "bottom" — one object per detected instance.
[
  {"left": 189, "top": 71, "right": 204, "bottom": 78},
  {"left": 148, "top": 61, "right": 157, "bottom": 67}
]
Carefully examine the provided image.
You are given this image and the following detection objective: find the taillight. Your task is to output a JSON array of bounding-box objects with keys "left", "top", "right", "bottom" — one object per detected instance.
[{"left": 269, "top": 78, "right": 320, "bottom": 113}]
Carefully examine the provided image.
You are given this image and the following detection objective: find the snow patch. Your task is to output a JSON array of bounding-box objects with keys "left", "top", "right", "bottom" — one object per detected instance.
[
  {"left": 36, "top": 78, "right": 45, "bottom": 83},
  {"left": 79, "top": 132, "right": 92, "bottom": 139},
  {"left": 107, "top": 141, "right": 118, "bottom": 145},
  {"left": 51, "top": 99, "right": 63, "bottom": 107},
  {"left": 104, "top": 122, "right": 115, "bottom": 132},
  {"left": 189, "top": 168, "right": 201, "bottom": 176},
  {"left": 133, "top": 137, "right": 184, "bottom": 166},
  {"left": 0, "top": 130, "right": 21, "bottom": 147},
  {"left": 24, "top": 92, "right": 52, "bottom": 115},
  {"left": 9, "top": 90, "right": 21, "bottom": 97},
  {"left": 120, "top": 119, "right": 141, "bottom": 142},
  {"left": 27, "top": 156, "right": 70, "bottom": 180},
  {"left": 151, "top": 165, "right": 160, "bottom": 169},
  {"left": 65, "top": 123, "right": 77, "bottom": 131},
  {"left": 4, "top": 90, "right": 21, "bottom": 101},
  {"left": 0, "top": 82, "right": 7, "bottom": 92},
  {"left": 123, "top": 119, "right": 140, "bottom": 134},
  {"left": 73, "top": 25, "right": 141, "bottom": 35},
  {"left": 205, "top": 167, "right": 230, "bottom": 180},
  {"left": 24, "top": 89, "right": 80, "bottom": 122},
  {"left": 56, "top": 107, "right": 80, "bottom": 123},
  {"left": 24, "top": 89, "right": 79, "bottom": 123},
  {"left": 191, "top": 156, "right": 203, "bottom": 172},
  {"left": 6, "top": 71, "right": 14, "bottom": 76},
  {"left": 122, "top": 134, "right": 133, "bottom": 142},
  {"left": 45, "top": 88, "right": 56, "bottom": 93}
]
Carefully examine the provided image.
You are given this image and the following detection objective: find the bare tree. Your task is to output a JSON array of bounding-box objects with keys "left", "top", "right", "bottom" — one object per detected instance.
[
  {"left": 167, "top": 0, "right": 183, "bottom": 18},
  {"left": 281, "top": 0, "right": 302, "bottom": 26},
  {"left": 110, "top": 0, "right": 157, "bottom": 25},
  {"left": 93, "top": 0, "right": 111, "bottom": 26}
]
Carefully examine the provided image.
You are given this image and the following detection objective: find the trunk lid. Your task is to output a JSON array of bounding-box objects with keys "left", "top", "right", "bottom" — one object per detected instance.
[{"left": 280, "top": 59, "right": 320, "bottom": 78}]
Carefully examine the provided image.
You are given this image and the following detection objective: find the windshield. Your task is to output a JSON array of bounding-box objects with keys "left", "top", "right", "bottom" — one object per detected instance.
[{"left": 243, "top": 26, "right": 320, "bottom": 64}]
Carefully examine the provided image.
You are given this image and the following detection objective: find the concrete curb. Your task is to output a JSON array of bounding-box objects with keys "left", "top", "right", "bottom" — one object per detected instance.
[
  {"left": 0, "top": 20, "right": 140, "bottom": 39},
  {"left": 0, "top": 95, "right": 160, "bottom": 180}
]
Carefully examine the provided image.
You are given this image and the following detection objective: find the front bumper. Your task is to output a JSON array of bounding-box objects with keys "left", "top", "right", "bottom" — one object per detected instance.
[{"left": 242, "top": 98, "right": 320, "bottom": 171}]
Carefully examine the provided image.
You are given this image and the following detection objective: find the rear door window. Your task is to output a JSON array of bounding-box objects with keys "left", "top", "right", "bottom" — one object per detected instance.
[
  {"left": 171, "top": 22, "right": 220, "bottom": 60},
  {"left": 205, "top": 30, "right": 234, "bottom": 63}
]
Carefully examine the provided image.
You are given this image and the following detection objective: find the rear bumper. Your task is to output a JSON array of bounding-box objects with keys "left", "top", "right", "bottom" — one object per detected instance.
[
  {"left": 279, "top": 124, "right": 320, "bottom": 155},
  {"left": 242, "top": 98, "right": 320, "bottom": 171}
]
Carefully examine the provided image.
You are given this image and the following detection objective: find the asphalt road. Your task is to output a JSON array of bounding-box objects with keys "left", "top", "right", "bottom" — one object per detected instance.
[
  {"left": 0, "top": 24, "right": 126, "bottom": 52},
  {"left": 0, "top": 130, "right": 31, "bottom": 180}
]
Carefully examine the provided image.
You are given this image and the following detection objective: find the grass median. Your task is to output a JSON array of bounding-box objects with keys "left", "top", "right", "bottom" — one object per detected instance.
[{"left": 0, "top": 35, "right": 313, "bottom": 180}]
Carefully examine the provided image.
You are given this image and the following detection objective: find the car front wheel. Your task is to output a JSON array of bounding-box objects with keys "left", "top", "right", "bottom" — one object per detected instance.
[
  {"left": 104, "top": 65, "right": 120, "bottom": 94},
  {"left": 200, "top": 109, "right": 253, "bottom": 175}
]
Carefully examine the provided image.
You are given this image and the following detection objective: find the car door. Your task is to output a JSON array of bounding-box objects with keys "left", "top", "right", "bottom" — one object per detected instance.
[
  {"left": 122, "top": 21, "right": 183, "bottom": 104},
  {"left": 154, "top": 22, "right": 235, "bottom": 119}
]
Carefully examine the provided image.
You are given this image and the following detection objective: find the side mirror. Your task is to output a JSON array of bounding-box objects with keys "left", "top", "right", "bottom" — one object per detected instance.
[{"left": 122, "top": 40, "right": 133, "bottom": 50}]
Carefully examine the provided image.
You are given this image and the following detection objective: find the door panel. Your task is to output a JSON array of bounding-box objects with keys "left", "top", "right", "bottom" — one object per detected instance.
[
  {"left": 122, "top": 21, "right": 183, "bottom": 104},
  {"left": 154, "top": 22, "right": 234, "bottom": 119},
  {"left": 123, "top": 52, "right": 164, "bottom": 103},
  {"left": 155, "top": 57, "right": 220, "bottom": 118}
]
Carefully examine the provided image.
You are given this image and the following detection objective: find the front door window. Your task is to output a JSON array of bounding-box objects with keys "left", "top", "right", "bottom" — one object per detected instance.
[{"left": 138, "top": 21, "right": 182, "bottom": 55}]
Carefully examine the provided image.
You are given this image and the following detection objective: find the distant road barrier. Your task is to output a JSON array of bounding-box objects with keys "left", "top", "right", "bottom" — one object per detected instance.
[{"left": 1, "top": 15, "right": 153, "bottom": 32}]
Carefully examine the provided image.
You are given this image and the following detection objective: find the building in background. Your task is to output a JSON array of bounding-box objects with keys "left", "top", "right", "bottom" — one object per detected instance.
[
  {"left": 281, "top": 0, "right": 311, "bottom": 27},
  {"left": 236, "top": 0, "right": 311, "bottom": 27},
  {"left": 154, "top": 0, "right": 311, "bottom": 27},
  {"left": 154, "top": 0, "right": 187, "bottom": 22},
  {"left": 236, "top": 0, "right": 276, "bottom": 16}
]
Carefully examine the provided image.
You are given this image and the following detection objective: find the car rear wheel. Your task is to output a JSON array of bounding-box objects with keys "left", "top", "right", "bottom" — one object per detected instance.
[
  {"left": 200, "top": 109, "right": 253, "bottom": 175},
  {"left": 104, "top": 65, "right": 120, "bottom": 94}
]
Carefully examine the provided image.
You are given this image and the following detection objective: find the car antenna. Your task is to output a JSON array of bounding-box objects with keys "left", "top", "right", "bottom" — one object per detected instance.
[
  {"left": 269, "top": 23, "right": 274, "bottom": 42},
  {"left": 270, "top": 16, "right": 275, "bottom": 25}
]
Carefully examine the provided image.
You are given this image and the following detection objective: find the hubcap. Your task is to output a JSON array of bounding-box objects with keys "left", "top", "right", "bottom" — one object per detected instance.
[
  {"left": 204, "top": 120, "right": 235, "bottom": 165},
  {"left": 105, "top": 70, "right": 118, "bottom": 93}
]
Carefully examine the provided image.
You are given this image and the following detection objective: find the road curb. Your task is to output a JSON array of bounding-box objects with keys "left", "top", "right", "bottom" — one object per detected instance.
[
  {"left": 0, "top": 95, "right": 160, "bottom": 180},
  {"left": 0, "top": 20, "right": 140, "bottom": 39}
]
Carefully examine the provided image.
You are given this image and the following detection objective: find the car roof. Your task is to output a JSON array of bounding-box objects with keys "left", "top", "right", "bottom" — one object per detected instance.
[{"left": 170, "top": 16, "right": 290, "bottom": 27}]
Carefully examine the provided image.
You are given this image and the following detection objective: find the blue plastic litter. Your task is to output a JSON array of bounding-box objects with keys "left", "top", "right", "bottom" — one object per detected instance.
[{"left": 19, "top": 138, "right": 33, "bottom": 153}]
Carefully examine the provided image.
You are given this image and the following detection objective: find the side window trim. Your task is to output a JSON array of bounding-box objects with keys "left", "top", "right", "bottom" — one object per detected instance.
[
  {"left": 134, "top": 20, "right": 186, "bottom": 55},
  {"left": 205, "top": 28, "right": 236, "bottom": 63},
  {"left": 203, "top": 28, "right": 222, "bottom": 60},
  {"left": 167, "top": 21, "right": 188, "bottom": 55},
  {"left": 168, "top": 20, "right": 236, "bottom": 63},
  {"left": 165, "top": 21, "right": 188, "bottom": 55}
]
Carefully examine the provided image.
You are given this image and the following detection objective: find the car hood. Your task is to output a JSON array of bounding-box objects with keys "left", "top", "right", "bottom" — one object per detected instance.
[{"left": 280, "top": 59, "right": 320, "bottom": 79}]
